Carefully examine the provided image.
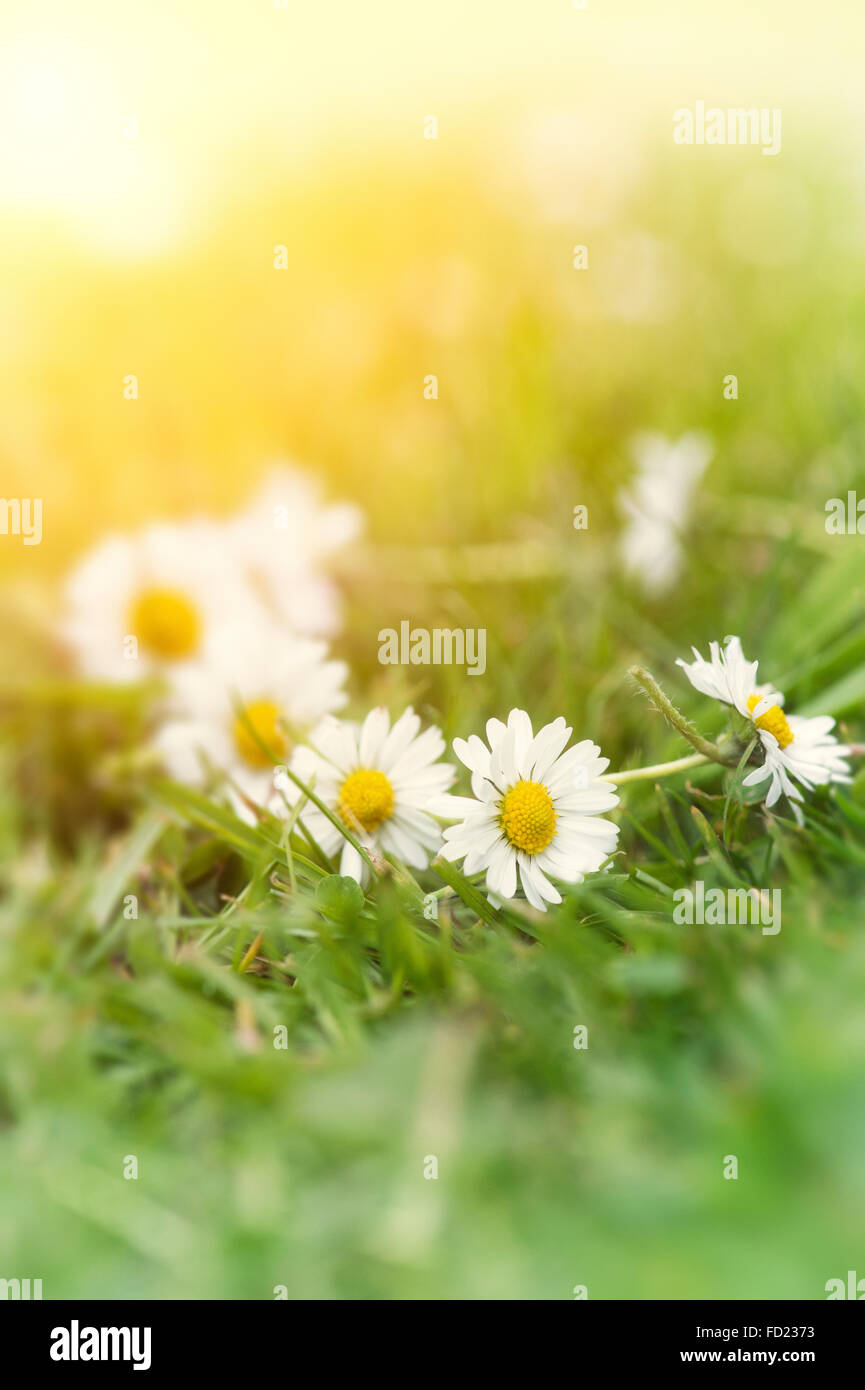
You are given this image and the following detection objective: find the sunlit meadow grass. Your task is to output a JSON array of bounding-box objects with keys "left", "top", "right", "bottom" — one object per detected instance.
[{"left": 1, "top": 137, "right": 865, "bottom": 1300}]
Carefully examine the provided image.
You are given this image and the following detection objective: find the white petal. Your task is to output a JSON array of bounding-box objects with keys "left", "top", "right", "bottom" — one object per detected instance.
[
  {"left": 485, "top": 717, "right": 507, "bottom": 749},
  {"left": 507, "top": 708, "right": 535, "bottom": 772},
  {"left": 426, "top": 793, "right": 477, "bottom": 818},
  {"left": 520, "top": 855, "right": 561, "bottom": 906},
  {"left": 339, "top": 842, "right": 364, "bottom": 883},
  {"left": 359, "top": 707, "right": 391, "bottom": 767},
  {"left": 528, "top": 717, "right": 571, "bottom": 781},
  {"left": 486, "top": 840, "right": 517, "bottom": 900},
  {"left": 389, "top": 725, "right": 446, "bottom": 779},
  {"left": 378, "top": 707, "right": 421, "bottom": 771},
  {"left": 517, "top": 857, "right": 547, "bottom": 910}
]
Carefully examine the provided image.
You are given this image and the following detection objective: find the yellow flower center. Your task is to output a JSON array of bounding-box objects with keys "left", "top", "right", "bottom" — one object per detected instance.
[
  {"left": 499, "top": 779, "right": 557, "bottom": 856},
  {"left": 747, "top": 693, "right": 794, "bottom": 750},
  {"left": 128, "top": 587, "right": 201, "bottom": 659},
  {"left": 233, "top": 700, "right": 288, "bottom": 768},
  {"left": 338, "top": 768, "right": 394, "bottom": 833}
]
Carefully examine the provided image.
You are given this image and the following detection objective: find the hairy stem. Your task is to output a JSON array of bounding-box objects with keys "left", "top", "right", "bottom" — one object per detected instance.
[{"left": 628, "top": 666, "right": 741, "bottom": 767}]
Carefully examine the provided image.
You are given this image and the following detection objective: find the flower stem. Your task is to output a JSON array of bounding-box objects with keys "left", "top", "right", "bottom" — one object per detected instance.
[
  {"left": 628, "top": 666, "right": 740, "bottom": 767},
  {"left": 599, "top": 752, "right": 710, "bottom": 785}
]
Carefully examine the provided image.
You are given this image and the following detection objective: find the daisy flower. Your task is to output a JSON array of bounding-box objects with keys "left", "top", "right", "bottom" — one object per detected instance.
[
  {"left": 441, "top": 709, "right": 620, "bottom": 912},
  {"left": 676, "top": 636, "right": 852, "bottom": 810},
  {"left": 154, "top": 627, "right": 348, "bottom": 816},
  {"left": 228, "top": 464, "right": 363, "bottom": 638},
  {"left": 619, "top": 431, "right": 712, "bottom": 596},
  {"left": 62, "top": 520, "right": 264, "bottom": 685},
  {"left": 274, "top": 707, "right": 460, "bottom": 883}
]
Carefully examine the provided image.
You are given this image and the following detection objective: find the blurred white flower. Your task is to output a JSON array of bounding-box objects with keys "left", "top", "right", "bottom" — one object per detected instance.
[
  {"left": 154, "top": 627, "right": 348, "bottom": 817},
  {"left": 61, "top": 521, "right": 264, "bottom": 685},
  {"left": 441, "top": 709, "right": 619, "bottom": 912},
  {"left": 677, "top": 635, "right": 852, "bottom": 812},
  {"left": 619, "top": 432, "right": 712, "bottom": 596},
  {"left": 504, "top": 109, "right": 641, "bottom": 228},
  {"left": 599, "top": 233, "right": 677, "bottom": 323},
  {"left": 228, "top": 464, "right": 363, "bottom": 638},
  {"left": 275, "top": 707, "right": 460, "bottom": 884}
]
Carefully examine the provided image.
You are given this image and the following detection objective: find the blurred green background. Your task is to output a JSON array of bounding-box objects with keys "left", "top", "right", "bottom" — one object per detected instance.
[{"left": 1, "top": 0, "right": 865, "bottom": 1299}]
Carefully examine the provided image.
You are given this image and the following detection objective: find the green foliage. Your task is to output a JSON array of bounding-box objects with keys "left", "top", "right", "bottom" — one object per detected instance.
[{"left": 2, "top": 141, "right": 865, "bottom": 1300}]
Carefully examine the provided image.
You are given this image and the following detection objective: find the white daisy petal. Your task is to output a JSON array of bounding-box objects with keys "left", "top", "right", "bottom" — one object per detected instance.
[
  {"left": 677, "top": 636, "right": 852, "bottom": 812},
  {"left": 359, "top": 706, "right": 391, "bottom": 767},
  {"left": 311, "top": 715, "right": 359, "bottom": 775},
  {"left": 226, "top": 463, "right": 363, "bottom": 638},
  {"left": 442, "top": 708, "right": 619, "bottom": 913},
  {"left": 507, "top": 708, "right": 535, "bottom": 773},
  {"left": 520, "top": 856, "right": 562, "bottom": 906},
  {"left": 271, "top": 706, "right": 456, "bottom": 886},
  {"left": 486, "top": 840, "right": 517, "bottom": 900},
  {"left": 426, "top": 793, "right": 476, "bottom": 818},
  {"left": 528, "top": 717, "right": 572, "bottom": 782},
  {"left": 464, "top": 834, "right": 504, "bottom": 875},
  {"left": 339, "top": 842, "right": 365, "bottom": 883},
  {"left": 517, "top": 859, "right": 547, "bottom": 911},
  {"left": 61, "top": 520, "right": 270, "bottom": 688},
  {"left": 151, "top": 620, "right": 349, "bottom": 809},
  {"left": 389, "top": 725, "right": 447, "bottom": 780},
  {"left": 378, "top": 707, "right": 422, "bottom": 771},
  {"left": 485, "top": 717, "right": 507, "bottom": 748},
  {"left": 380, "top": 821, "right": 430, "bottom": 869}
]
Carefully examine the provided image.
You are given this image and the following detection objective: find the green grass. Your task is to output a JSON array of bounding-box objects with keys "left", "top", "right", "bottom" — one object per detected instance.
[
  {"left": 2, "top": 566, "right": 864, "bottom": 1299},
  {"left": 2, "top": 140, "right": 865, "bottom": 1300}
]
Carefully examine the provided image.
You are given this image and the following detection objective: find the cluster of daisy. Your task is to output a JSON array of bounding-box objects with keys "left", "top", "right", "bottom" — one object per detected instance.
[
  {"left": 62, "top": 472, "right": 854, "bottom": 914},
  {"left": 275, "top": 705, "right": 621, "bottom": 909},
  {"left": 266, "top": 638, "right": 851, "bottom": 910},
  {"left": 62, "top": 465, "right": 361, "bottom": 809}
]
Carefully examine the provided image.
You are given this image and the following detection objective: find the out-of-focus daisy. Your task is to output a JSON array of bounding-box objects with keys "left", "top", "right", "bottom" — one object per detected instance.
[
  {"left": 619, "top": 432, "right": 712, "bottom": 595},
  {"left": 154, "top": 628, "right": 348, "bottom": 814},
  {"left": 441, "top": 709, "right": 620, "bottom": 912},
  {"left": 677, "top": 636, "right": 852, "bottom": 810},
  {"left": 62, "top": 521, "right": 263, "bottom": 685},
  {"left": 228, "top": 464, "right": 363, "bottom": 638},
  {"left": 275, "top": 707, "right": 460, "bottom": 883},
  {"left": 504, "top": 109, "right": 641, "bottom": 228}
]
